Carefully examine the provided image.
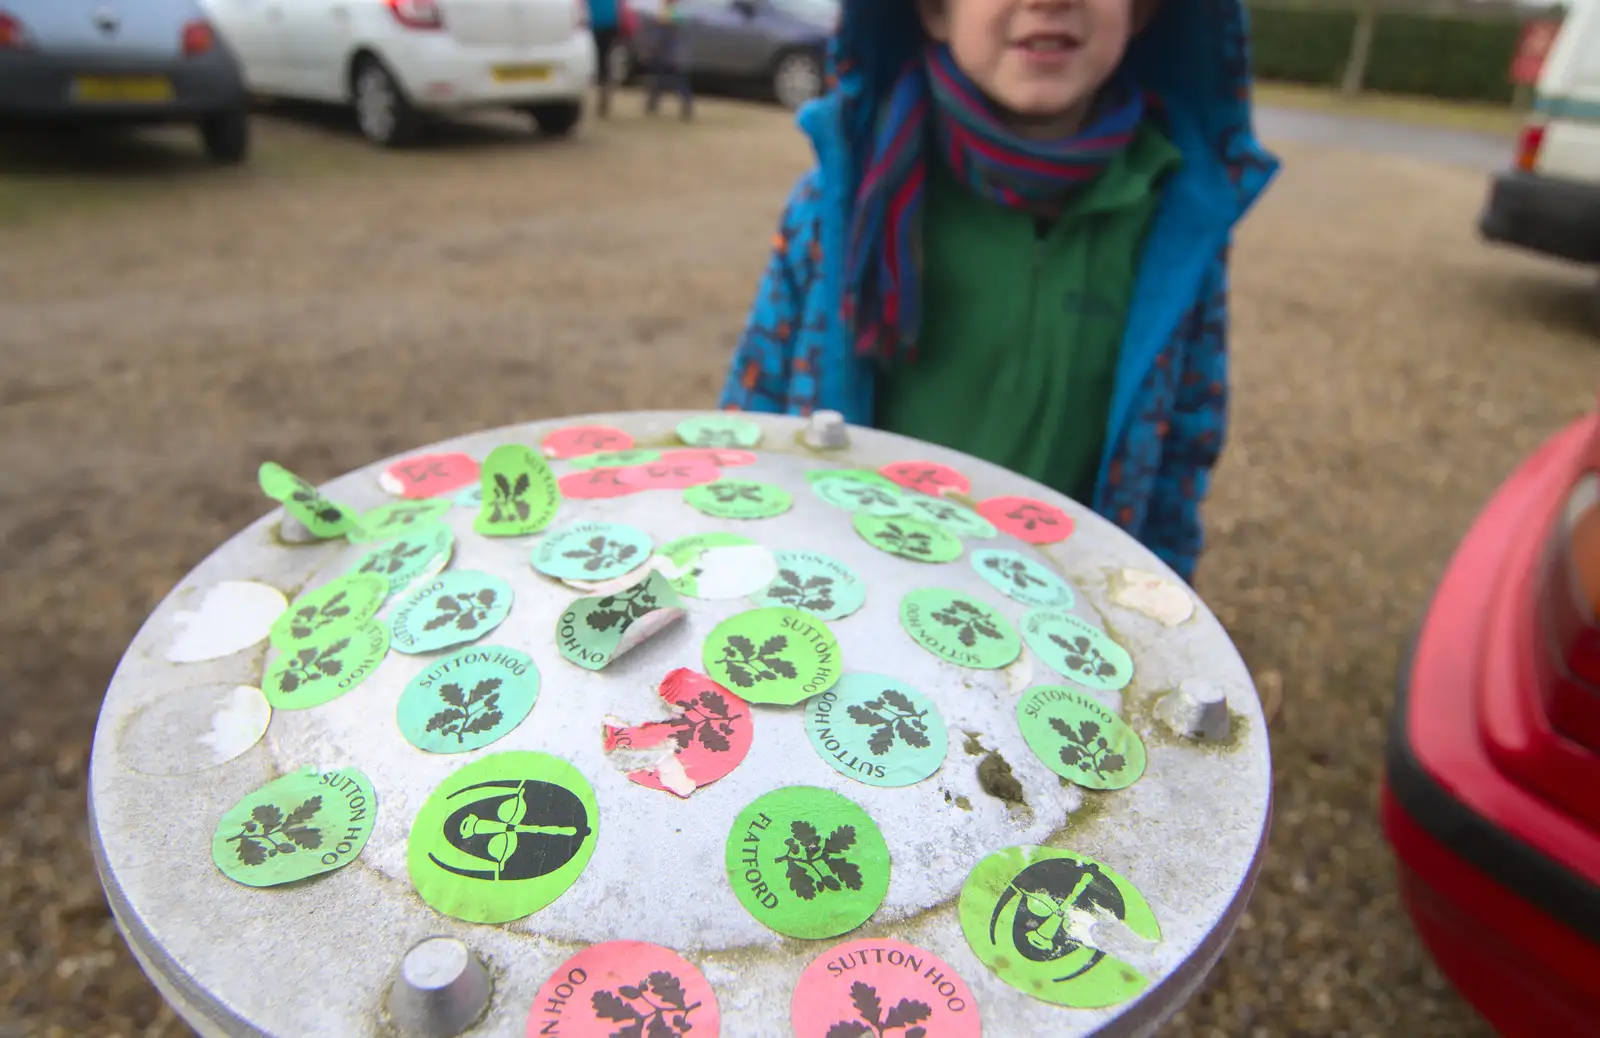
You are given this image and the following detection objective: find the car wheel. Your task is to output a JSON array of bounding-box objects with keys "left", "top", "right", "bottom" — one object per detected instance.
[
  {"left": 352, "top": 56, "right": 419, "bottom": 148},
  {"left": 526, "top": 101, "right": 583, "bottom": 138},
  {"left": 606, "top": 41, "right": 634, "bottom": 86},
  {"left": 771, "top": 50, "right": 823, "bottom": 111},
  {"left": 199, "top": 108, "right": 250, "bottom": 165}
]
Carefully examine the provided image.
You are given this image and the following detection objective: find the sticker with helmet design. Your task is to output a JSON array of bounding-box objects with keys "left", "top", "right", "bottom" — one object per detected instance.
[
  {"left": 958, "top": 845, "right": 1161, "bottom": 1008},
  {"left": 407, "top": 751, "right": 598, "bottom": 924}
]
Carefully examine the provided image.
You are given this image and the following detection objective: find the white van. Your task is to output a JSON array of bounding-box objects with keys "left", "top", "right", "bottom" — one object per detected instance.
[
  {"left": 205, "top": 0, "right": 596, "bottom": 147},
  {"left": 1481, "top": 9, "right": 1600, "bottom": 265}
]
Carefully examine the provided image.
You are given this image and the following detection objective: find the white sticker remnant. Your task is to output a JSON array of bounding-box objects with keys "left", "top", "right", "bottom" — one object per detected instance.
[
  {"left": 686, "top": 545, "right": 779, "bottom": 600},
  {"left": 1111, "top": 568, "right": 1196, "bottom": 627},
  {"left": 166, "top": 581, "right": 289, "bottom": 663},
  {"left": 198, "top": 685, "right": 274, "bottom": 764}
]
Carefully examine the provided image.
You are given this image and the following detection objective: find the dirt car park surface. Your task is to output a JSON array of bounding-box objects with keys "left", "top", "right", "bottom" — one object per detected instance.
[{"left": 3, "top": 91, "right": 1598, "bottom": 1038}]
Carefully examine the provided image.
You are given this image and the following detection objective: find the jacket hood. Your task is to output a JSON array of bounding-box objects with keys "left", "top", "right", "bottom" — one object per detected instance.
[{"left": 808, "top": 0, "right": 1276, "bottom": 219}]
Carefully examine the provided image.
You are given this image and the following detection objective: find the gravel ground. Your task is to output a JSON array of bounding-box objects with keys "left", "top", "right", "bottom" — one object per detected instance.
[{"left": 3, "top": 94, "right": 1598, "bottom": 1038}]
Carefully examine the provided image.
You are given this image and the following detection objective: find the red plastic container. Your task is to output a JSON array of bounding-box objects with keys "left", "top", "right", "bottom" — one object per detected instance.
[{"left": 1384, "top": 407, "right": 1600, "bottom": 1037}]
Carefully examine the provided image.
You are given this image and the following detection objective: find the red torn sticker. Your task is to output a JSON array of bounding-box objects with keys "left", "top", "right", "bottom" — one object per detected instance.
[
  {"left": 616, "top": 461, "right": 722, "bottom": 490},
  {"left": 559, "top": 467, "right": 638, "bottom": 500},
  {"left": 603, "top": 669, "right": 752, "bottom": 799},
  {"left": 378, "top": 452, "right": 480, "bottom": 499},
  {"left": 880, "top": 461, "right": 971, "bottom": 498},
  {"left": 660, "top": 448, "right": 758, "bottom": 469},
  {"left": 977, "top": 495, "right": 1075, "bottom": 545},
  {"left": 792, "top": 939, "right": 980, "bottom": 1038},
  {"left": 526, "top": 940, "right": 721, "bottom": 1038},
  {"left": 542, "top": 425, "right": 634, "bottom": 460}
]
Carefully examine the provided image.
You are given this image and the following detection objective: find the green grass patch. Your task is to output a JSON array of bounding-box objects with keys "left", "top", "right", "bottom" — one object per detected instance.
[{"left": 1254, "top": 80, "right": 1525, "bottom": 137}]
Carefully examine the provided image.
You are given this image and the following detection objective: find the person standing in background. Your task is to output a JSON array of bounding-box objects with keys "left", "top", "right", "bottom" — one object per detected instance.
[
  {"left": 645, "top": 0, "right": 693, "bottom": 121},
  {"left": 589, "top": 0, "right": 621, "bottom": 117}
]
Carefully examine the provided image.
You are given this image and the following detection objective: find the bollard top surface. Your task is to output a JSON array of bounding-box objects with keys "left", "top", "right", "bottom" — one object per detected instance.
[{"left": 89, "top": 411, "right": 1271, "bottom": 1038}]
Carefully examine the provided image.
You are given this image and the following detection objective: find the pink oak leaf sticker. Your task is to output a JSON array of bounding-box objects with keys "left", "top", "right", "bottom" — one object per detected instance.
[
  {"left": 543, "top": 425, "right": 634, "bottom": 460},
  {"left": 380, "top": 453, "right": 480, "bottom": 500},
  {"left": 603, "top": 669, "right": 753, "bottom": 799},
  {"left": 559, "top": 468, "right": 639, "bottom": 500},
  {"left": 660, "top": 447, "right": 758, "bottom": 469},
  {"left": 880, "top": 461, "right": 972, "bottom": 498},
  {"left": 977, "top": 496, "right": 1075, "bottom": 545}
]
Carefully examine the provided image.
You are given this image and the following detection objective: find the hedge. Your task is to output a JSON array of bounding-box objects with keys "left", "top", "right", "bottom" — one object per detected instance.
[{"left": 1247, "top": 4, "right": 1534, "bottom": 104}]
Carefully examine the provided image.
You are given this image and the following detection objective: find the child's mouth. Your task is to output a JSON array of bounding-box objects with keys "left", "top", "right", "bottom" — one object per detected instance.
[{"left": 1013, "top": 33, "right": 1080, "bottom": 63}]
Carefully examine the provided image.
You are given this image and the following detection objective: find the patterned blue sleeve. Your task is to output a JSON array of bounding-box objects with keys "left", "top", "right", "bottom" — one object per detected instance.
[
  {"left": 717, "top": 171, "right": 825, "bottom": 414},
  {"left": 1143, "top": 254, "right": 1230, "bottom": 583}
]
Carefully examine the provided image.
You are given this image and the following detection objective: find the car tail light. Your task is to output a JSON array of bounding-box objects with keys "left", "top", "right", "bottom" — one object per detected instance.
[
  {"left": 181, "top": 19, "right": 215, "bottom": 57},
  {"left": 1539, "top": 464, "right": 1600, "bottom": 750},
  {"left": 1516, "top": 123, "right": 1546, "bottom": 173},
  {"left": 0, "top": 9, "right": 32, "bottom": 50},
  {"left": 387, "top": 0, "right": 444, "bottom": 30}
]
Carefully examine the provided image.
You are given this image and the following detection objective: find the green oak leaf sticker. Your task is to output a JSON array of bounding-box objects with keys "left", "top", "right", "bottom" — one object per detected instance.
[
  {"left": 556, "top": 570, "right": 686, "bottom": 671},
  {"left": 899, "top": 588, "right": 1021, "bottom": 670},
  {"left": 407, "top": 751, "right": 598, "bottom": 924},
  {"left": 701, "top": 607, "right": 841, "bottom": 706},
  {"left": 749, "top": 550, "right": 866, "bottom": 621},
  {"left": 258, "top": 462, "right": 358, "bottom": 539},
  {"left": 812, "top": 476, "right": 911, "bottom": 516},
  {"left": 567, "top": 448, "right": 661, "bottom": 470},
  {"left": 532, "top": 521, "right": 652, "bottom": 582},
  {"left": 804, "top": 468, "right": 901, "bottom": 490},
  {"left": 970, "top": 549, "right": 1076, "bottom": 608},
  {"left": 475, "top": 444, "right": 560, "bottom": 537},
  {"left": 262, "top": 621, "right": 390, "bottom": 710},
  {"left": 1021, "top": 608, "right": 1135, "bottom": 692},
  {"left": 212, "top": 767, "right": 376, "bottom": 888},
  {"left": 959, "top": 845, "right": 1160, "bottom": 1009},
  {"left": 805, "top": 674, "right": 948, "bottom": 788},
  {"left": 346, "top": 499, "right": 452, "bottom": 545},
  {"left": 1017, "top": 686, "right": 1146, "bottom": 791},
  {"left": 724, "top": 786, "right": 890, "bottom": 940},
  {"left": 269, "top": 572, "right": 388, "bottom": 651},
  {"left": 853, "top": 513, "right": 963, "bottom": 564},
  {"left": 349, "top": 523, "right": 454, "bottom": 597},
  {"left": 676, "top": 415, "right": 763, "bottom": 448},
  {"left": 684, "top": 479, "right": 793, "bottom": 520},
  {"left": 397, "top": 646, "right": 539, "bottom": 754},
  {"left": 902, "top": 495, "right": 997, "bottom": 539},
  {"left": 389, "top": 570, "right": 514, "bottom": 655}
]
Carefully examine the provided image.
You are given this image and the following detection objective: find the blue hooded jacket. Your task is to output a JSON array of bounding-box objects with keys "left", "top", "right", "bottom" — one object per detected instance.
[{"left": 716, "top": 0, "right": 1279, "bottom": 581}]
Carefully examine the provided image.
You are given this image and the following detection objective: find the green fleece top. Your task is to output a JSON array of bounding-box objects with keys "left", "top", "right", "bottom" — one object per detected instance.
[{"left": 876, "top": 121, "right": 1182, "bottom": 503}]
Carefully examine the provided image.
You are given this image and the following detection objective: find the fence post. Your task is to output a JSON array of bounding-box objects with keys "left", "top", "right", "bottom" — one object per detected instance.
[{"left": 1341, "top": 0, "right": 1378, "bottom": 98}]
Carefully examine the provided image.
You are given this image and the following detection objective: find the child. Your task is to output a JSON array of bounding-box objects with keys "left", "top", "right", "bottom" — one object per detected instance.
[
  {"left": 645, "top": 0, "right": 693, "bottom": 121},
  {"left": 717, "top": 0, "right": 1278, "bottom": 582}
]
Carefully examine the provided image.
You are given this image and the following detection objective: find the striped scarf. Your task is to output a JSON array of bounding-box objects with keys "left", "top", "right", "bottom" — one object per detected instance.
[{"left": 844, "top": 42, "right": 1146, "bottom": 366}]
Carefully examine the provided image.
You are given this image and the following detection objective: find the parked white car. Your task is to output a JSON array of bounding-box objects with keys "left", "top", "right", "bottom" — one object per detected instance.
[
  {"left": 204, "top": 0, "right": 596, "bottom": 146},
  {"left": 1480, "top": 5, "right": 1600, "bottom": 270}
]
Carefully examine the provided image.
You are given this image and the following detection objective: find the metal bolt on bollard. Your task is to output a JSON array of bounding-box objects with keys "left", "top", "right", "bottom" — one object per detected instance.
[
  {"left": 803, "top": 409, "right": 850, "bottom": 449},
  {"left": 1156, "top": 679, "right": 1233, "bottom": 742},
  {"left": 388, "top": 937, "right": 492, "bottom": 1038}
]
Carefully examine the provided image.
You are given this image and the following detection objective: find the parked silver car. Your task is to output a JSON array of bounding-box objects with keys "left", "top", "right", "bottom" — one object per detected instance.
[
  {"left": 0, "top": 0, "right": 250, "bottom": 163},
  {"left": 621, "top": 0, "right": 836, "bottom": 111}
]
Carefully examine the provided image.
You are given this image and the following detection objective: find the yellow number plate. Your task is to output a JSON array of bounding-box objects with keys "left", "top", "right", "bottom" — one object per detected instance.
[
  {"left": 73, "top": 76, "right": 175, "bottom": 103},
  {"left": 491, "top": 64, "right": 551, "bottom": 83}
]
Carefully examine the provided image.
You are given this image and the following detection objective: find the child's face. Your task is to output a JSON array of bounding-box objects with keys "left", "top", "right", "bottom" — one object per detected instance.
[{"left": 919, "top": 0, "right": 1141, "bottom": 135}]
